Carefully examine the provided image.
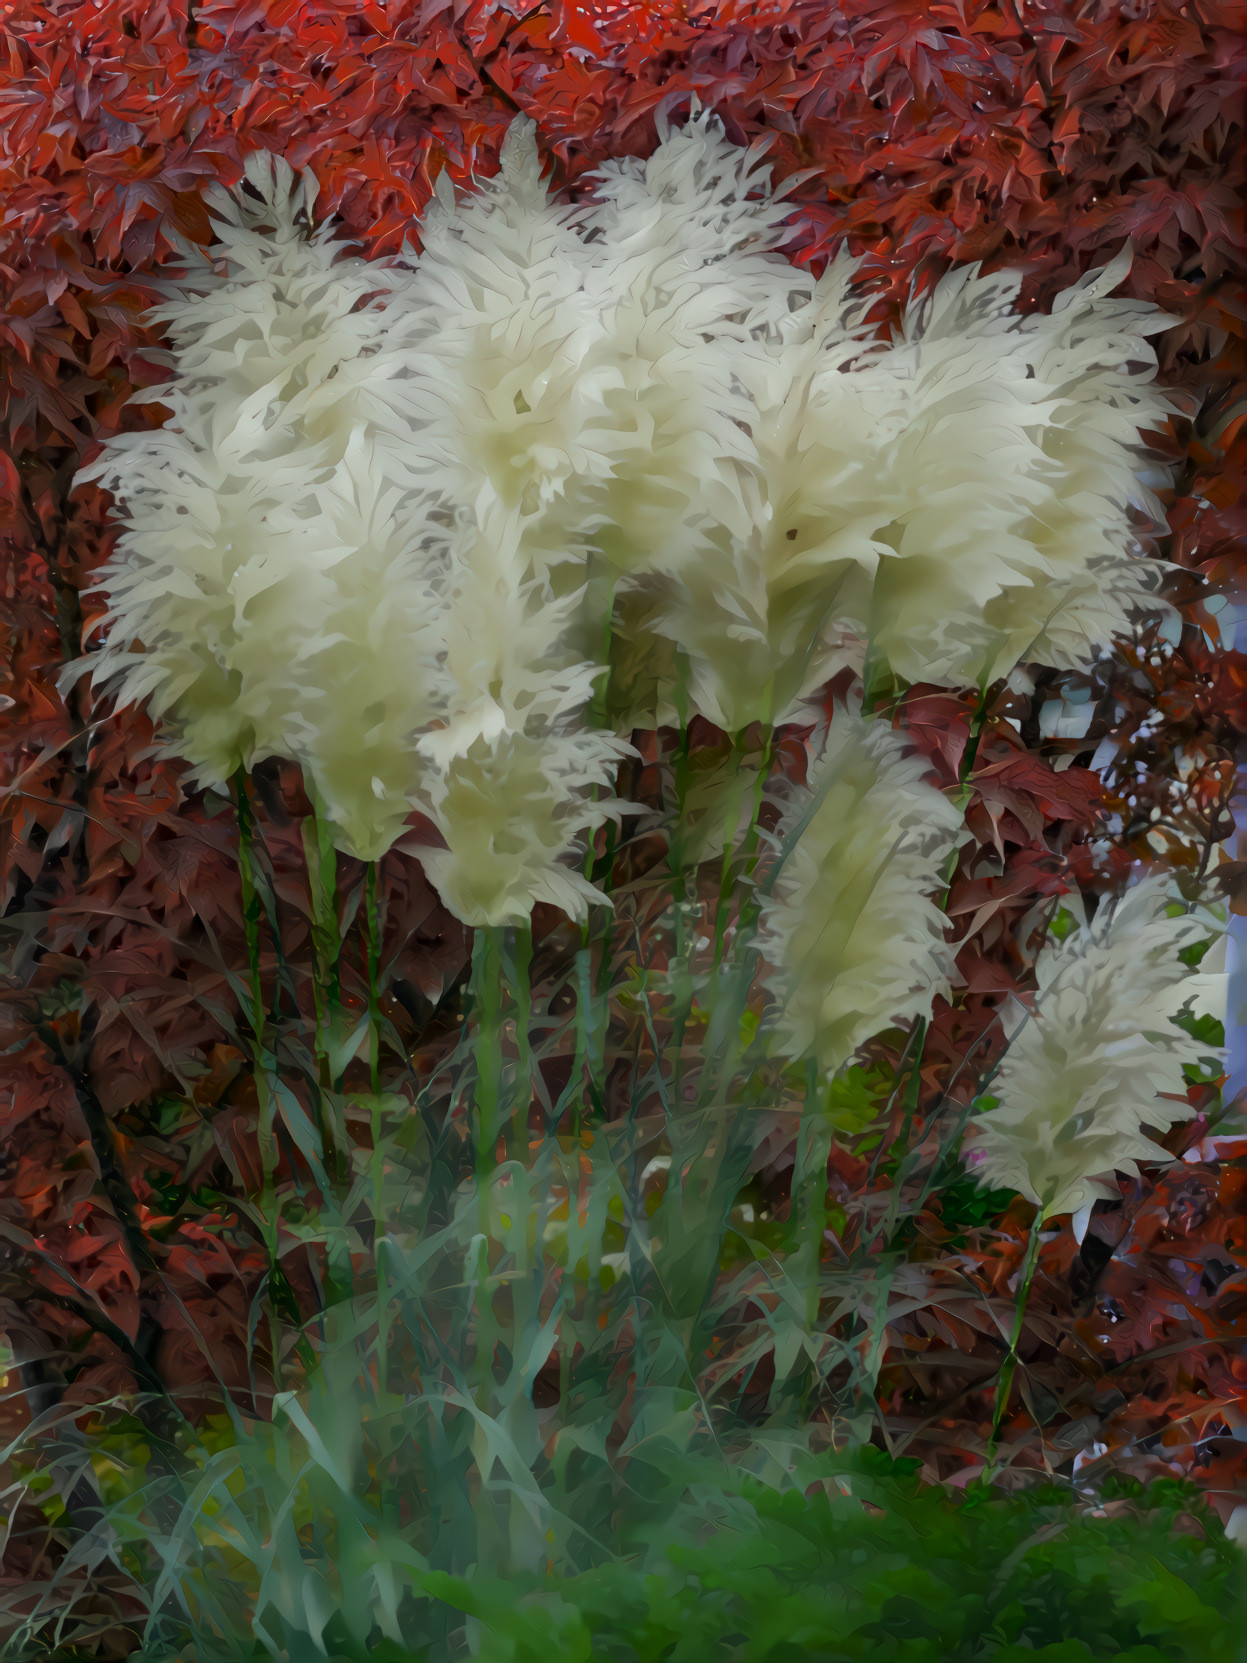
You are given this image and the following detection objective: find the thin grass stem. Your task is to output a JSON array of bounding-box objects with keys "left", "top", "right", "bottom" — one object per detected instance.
[
  {"left": 229, "top": 766, "right": 289, "bottom": 1399},
  {"left": 301, "top": 798, "right": 345, "bottom": 1181},
  {"left": 983, "top": 1219, "right": 1044, "bottom": 1480}
]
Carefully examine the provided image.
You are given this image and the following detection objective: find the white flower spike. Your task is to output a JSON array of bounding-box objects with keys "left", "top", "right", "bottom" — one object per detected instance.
[
  {"left": 965, "top": 876, "right": 1227, "bottom": 1224},
  {"left": 67, "top": 112, "right": 1181, "bottom": 930},
  {"left": 62, "top": 150, "right": 447, "bottom": 862},
  {"left": 757, "top": 707, "right": 966, "bottom": 1079}
]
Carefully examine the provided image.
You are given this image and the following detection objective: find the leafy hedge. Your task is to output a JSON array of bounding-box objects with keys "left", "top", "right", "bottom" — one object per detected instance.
[
  {"left": 267, "top": 1459, "right": 1247, "bottom": 1663},
  {"left": 1, "top": 2, "right": 1245, "bottom": 1657}
]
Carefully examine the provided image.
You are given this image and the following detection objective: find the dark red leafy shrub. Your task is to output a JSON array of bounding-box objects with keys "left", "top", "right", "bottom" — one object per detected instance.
[{"left": 0, "top": 4, "right": 1243, "bottom": 1634}]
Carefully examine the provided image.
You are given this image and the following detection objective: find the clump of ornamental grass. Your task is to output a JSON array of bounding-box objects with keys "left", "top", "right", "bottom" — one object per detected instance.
[
  {"left": 62, "top": 132, "right": 630, "bottom": 915},
  {"left": 68, "top": 104, "right": 1182, "bottom": 926},
  {"left": 847, "top": 247, "right": 1182, "bottom": 691},
  {"left": 605, "top": 157, "right": 1182, "bottom": 729},
  {"left": 17, "top": 102, "right": 1233, "bottom": 1663}
]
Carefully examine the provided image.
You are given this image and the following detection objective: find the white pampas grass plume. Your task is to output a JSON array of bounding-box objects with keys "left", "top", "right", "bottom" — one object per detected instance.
[
  {"left": 414, "top": 503, "right": 633, "bottom": 925},
  {"left": 757, "top": 708, "right": 966, "bottom": 1079},
  {"left": 975, "top": 550, "right": 1175, "bottom": 680},
  {"left": 383, "top": 115, "right": 629, "bottom": 579},
  {"left": 61, "top": 150, "right": 448, "bottom": 862},
  {"left": 420, "top": 504, "right": 603, "bottom": 767},
  {"left": 861, "top": 246, "right": 1182, "bottom": 688},
  {"left": 633, "top": 235, "right": 1178, "bottom": 727},
  {"left": 642, "top": 249, "right": 883, "bottom": 730},
  {"left": 64, "top": 137, "right": 634, "bottom": 916},
  {"left": 964, "top": 877, "right": 1227, "bottom": 1223},
  {"left": 417, "top": 724, "right": 631, "bottom": 927},
  {"left": 574, "top": 102, "right": 810, "bottom": 582}
]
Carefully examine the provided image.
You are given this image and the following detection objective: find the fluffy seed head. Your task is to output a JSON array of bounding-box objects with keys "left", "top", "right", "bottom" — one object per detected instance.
[
  {"left": 964, "top": 877, "right": 1227, "bottom": 1221},
  {"left": 68, "top": 115, "right": 1182, "bottom": 928},
  {"left": 63, "top": 152, "right": 446, "bottom": 860},
  {"left": 757, "top": 708, "right": 966, "bottom": 1079}
]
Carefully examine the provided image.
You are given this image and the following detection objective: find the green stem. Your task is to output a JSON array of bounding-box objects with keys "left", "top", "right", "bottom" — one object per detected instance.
[
  {"left": 301, "top": 797, "right": 345, "bottom": 1182},
  {"left": 711, "top": 723, "right": 774, "bottom": 970},
  {"left": 507, "top": 923, "right": 534, "bottom": 1162},
  {"left": 984, "top": 1220, "right": 1044, "bottom": 1479},
  {"left": 365, "top": 861, "right": 383, "bottom": 1099},
  {"left": 585, "top": 567, "right": 619, "bottom": 735},
  {"left": 302, "top": 807, "right": 341, "bottom": 1074},
  {"left": 667, "top": 687, "right": 697, "bottom": 1108},
  {"left": 229, "top": 766, "right": 285, "bottom": 1392},
  {"left": 738, "top": 724, "right": 777, "bottom": 885},
  {"left": 471, "top": 927, "right": 507, "bottom": 1178},
  {"left": 591, "top": 816, "right": 619, "bottom": 1004},
  {"left": 231, "top": 768, "right": 276, "bottom": 1184},
  {"left": 667, "top": 676, "right": 695, "bottom": 882},
  {"left": 468, "top": 928, "right": 508, "bottom": 1432},
  {"left": 364, "top": 860, "right": 390, "bottom": 1415},
  {"left": 569, "top": 582, "right": 625, "bottom": 1132},
  {"left": 791, "top": 1062, "right": 831, "bottom": 1422},
  {"left": 294, "top": 799, "right": 359, "bottom": 1329},
  {"left": 958, "top": 680, "right": 994, "bottom": 797},
  {"left": 565, "top": 943, "right": 606, "bottom": 1139}
]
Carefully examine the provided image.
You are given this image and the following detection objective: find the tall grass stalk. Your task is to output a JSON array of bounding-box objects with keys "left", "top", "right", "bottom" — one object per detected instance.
[
  {"left": 302, "top": 795, "right": 347, "bottom": 1182},
  {"left": 230, "top": 767, "right": 277, "bottom": 1192},
  {"left": 711, "top": 723, "right": 774, "bottom": 968},
  {"left": 229, "top": 766, "right": 289, "bottom": 1400},
  {"left": 984, "top": 1219, "right": 1045, "bottom": 1479},
  {"left": 363, "top": 862, "right": 383, "bottom": 1097}
]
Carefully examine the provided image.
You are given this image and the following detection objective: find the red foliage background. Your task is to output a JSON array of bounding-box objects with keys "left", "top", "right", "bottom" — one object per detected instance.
[{"left": 0, "top": 0, "right": 1244, "bottom": 1573}]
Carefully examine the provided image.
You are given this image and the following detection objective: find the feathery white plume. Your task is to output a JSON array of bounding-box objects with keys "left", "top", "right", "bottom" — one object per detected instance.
[
  {"left": 384, "top": 117, "right": 622, "bottom": 545},
  {"left": 573, "top": 103, "right": 810, "bottom": 583},
  {"left": 62, "top": 151, "right": 447, "bottom": 861},
  {"left": 593, "top": 141, "right": 1178, "bottom": 726},
  {"left": 642, "top": 249, "right": 883, "bottom": 729},
  {"left": 417, "top": 724, "right": 632, "bottom": 927},
  {"left": 964, "top": 877, "right": 1227, "bottom": 1223},
  {"left": 976, "top": 550, "right": 1175, "bottom": 680},
  {"left": 414, "top": 503, "right": 631, "bottom": 924},
  {"left": 757, "top": 707, "right": 966, "bottom": 1079},
  {"left": 68, "top": 115, "right": 1181, "bottom": 927},
  {"left": 861, "top": 248, "right": 1181, "bottom": 687},
  {"left": 63, "top": 147, "right": 626, "bottom": 908}
]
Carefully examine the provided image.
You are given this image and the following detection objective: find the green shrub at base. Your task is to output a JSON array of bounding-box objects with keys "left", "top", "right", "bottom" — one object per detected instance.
[{"left": 454, "top": 1460, "right": 1244, "bottom": 1663}]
